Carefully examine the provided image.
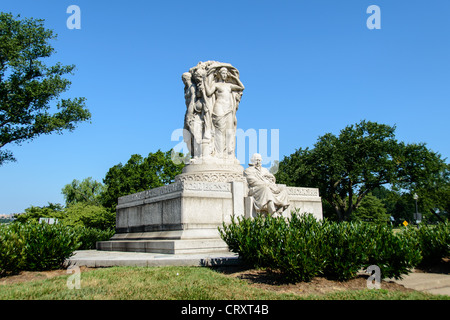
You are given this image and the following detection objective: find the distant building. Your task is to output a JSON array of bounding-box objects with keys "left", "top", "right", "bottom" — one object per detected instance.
[{"left": 0, "top": 214, "right": 14, "bottom": 223}]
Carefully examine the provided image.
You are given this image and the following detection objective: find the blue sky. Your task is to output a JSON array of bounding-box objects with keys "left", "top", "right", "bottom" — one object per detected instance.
[{"left": 1, "top": 0, "right": 449, "bottom": 214}]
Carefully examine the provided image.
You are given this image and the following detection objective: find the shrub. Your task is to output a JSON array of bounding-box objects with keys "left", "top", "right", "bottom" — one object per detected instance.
[
  {"left": 73, "top": 226, "right": 115, "bottom": 250},
  {"left": 358, "top": 224, "right": 421, "bottom": 280},
  {"left": 272, "top": 213, "right": 325, "bottom": 282},
  {"left": 320, "top": 221, "right": 371, "bottom": 281},
  {"left": 219, "top": 214, "right": 267, "bottom": 268},
  {"left": 220, "top": 213, "right": 325, "bottom": 282},
  {"left": 20, "top": 221, "right": 81, "bottom": 271},
  {"left": 0, "top": 222, "right": 115, "bottom": 274},
  {"left": 409, "top": 222, "right": 450, "bottom": 266},
  {"left": 0, "top": 224, "right": 26, "bottom": 276},
  {"left": 220, "top": 212, "right": 424, "bottom": 282}
]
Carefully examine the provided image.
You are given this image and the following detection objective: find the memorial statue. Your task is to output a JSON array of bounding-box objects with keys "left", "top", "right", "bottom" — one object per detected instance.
[
  {"left": 97, "top": 62, "right": 322, "bottom": 255},
  {"left": 182, "top": 72, "right": 203, "bottom": 159},
  {"left": 244, "top": 153, "right": 290, "bottom": 215},
  {"left": 183, "top": 61, "right": 244, "bottom": 162},
  {"left": 203, "top": 66, "right": 245, "bottom": 159}
]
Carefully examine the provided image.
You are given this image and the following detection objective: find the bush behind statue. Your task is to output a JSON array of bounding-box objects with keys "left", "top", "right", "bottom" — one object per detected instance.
[
  {"left": 0, "top": 222, "right": 114, "bottom": 275},
  {"left": 73, "top": 226, "right": 115, "bottom": 250},
  {"left": 219, "top": 212, "right": 426, "bottom": 282}
]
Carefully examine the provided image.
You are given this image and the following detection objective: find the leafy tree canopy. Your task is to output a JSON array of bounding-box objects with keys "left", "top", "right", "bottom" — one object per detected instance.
[
  {"left": 61, "top": 177, "right": 105, "bottom": 206},
  {"left": 276, "top": 120, "right": 449, "bottom": 222},
  {"left": 12, "top": 202, "right": 114, "bottom": 230},
  {"left": 102, "top": 149, "right": 185, "bottom": 210},
  {"left": 0, "top": 12, "right": 91, "bottom": 165}
]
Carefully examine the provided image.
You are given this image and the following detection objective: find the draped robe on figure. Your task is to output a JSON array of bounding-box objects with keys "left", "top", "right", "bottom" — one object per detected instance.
[{"left": 244, "top": 164, "right": 290, "bottom": 213}]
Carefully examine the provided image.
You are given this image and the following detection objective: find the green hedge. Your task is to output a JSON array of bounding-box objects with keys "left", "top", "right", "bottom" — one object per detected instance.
[
  {"left": 320, "top": 220, "right": 371, "bottom": 281},
  {"left": 220, "top": 213, "right": 327, "bottom": 282},
  {"left": 0, "top": 223, "right": 26, "bottom": 276},
  {"left": 219, "top": 212, "right": 448, "bottom": 282},
  {"left": 364, "top": 224, "right": 421, "bottom": 279},
  {"left": 0, "top": 222, "right": 114, "bottom": 275},
  {"left": 20, "top": 221, "right": 81, "bottom": 271},
  {"left": 70, "top": 226, "right": 115, "bottom": 250},
  {"left": 407, "top": 222, "right": 450, "bottom": 266}
]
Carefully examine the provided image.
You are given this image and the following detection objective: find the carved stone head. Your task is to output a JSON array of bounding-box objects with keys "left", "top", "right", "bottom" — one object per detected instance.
[
  {"left": 218, "top": 67, "right": 228, "bottom": 81},
  {"left": 250, "top": 153, "right": 262, "bottom": 167},
  {"left": 182, "top": 72, "right": 192, "bottom": 86}
]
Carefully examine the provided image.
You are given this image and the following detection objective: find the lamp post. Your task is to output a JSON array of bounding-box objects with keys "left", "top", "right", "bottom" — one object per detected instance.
[{"left": 413, "top": 193, "right": 421, "bottom": 223}]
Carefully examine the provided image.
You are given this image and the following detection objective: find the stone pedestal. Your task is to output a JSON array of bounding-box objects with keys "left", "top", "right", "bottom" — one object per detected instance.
[
  {"left": 97, "top": 172, "right": 323, "bottom": 254},
  {"left": 97, "top": 179, "right": 245, "bottom": 254}
]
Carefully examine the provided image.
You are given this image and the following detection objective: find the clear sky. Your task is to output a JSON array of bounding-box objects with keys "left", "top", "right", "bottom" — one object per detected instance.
[{"left": 1, "top": 0, "right": 449, "bottom": 214}]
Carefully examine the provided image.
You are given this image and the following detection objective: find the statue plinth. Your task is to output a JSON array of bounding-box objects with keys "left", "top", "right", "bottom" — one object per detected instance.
[{"left": 175, "top": 157, "right": 246, "bottom": 183}]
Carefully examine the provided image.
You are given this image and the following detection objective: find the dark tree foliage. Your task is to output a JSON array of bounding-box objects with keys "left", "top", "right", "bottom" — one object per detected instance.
[
  {"left": 102, "top": 150, "right": 185, "bottom": 210},
  {"left": 276, "top": 120, "right": 449, "bottom": 221},
  {"left": 0, "top": 13, "right": 90, "bottom": 165}
]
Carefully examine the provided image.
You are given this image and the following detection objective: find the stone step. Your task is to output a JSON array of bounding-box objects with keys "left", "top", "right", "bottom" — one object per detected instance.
[
  {"left": 66, "top": 250, "right": 240, "bottom": 267},
  {"left": 97, "top": 238, "right": 229, "bottom": 254}
]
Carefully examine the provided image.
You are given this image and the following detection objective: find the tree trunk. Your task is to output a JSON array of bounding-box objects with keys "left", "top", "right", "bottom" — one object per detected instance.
[
  {"left": 331, "top": 194, "right": 343, "bottom": 221},
  {"left": 345, "top": 180, "right": 354, "bottom": 221},
  {"left": 335, "top": 205, "right": 343, "bottom": 221}
]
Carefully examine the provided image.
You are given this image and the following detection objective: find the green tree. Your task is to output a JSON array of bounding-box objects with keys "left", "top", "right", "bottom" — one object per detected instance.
[
  {"left": 350, "top": 193, "right": 389, "bottom": 224},
  {"left": 61, "top": 177, "right": 105, "bottom": 206},
  {"left": 63, "top": 203, "right": 115, "bottom": 230},
  {"left": 12, "top": 202, "right": 115, "bottom": 230},
  {"left": 372, "top": 146, "right": 450, "bottom": 223},
  {"left": 102, "top": 149, "right": 185, "bottom": 210},
  {"left": 397, "top": 145, "right": 449, "bottom": 222},
  {"left": 0, "top": 13, "right": 91, "bottom": 165},
  {"left": 61, "top": 178, "right": 114, "bottom": 230},
  {"left": 276, "top": 120, "right": 448, "bottom": 222}
]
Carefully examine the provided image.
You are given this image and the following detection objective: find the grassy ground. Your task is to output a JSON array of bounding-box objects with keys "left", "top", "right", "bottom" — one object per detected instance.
[{"left": 0, "top": 266, "right": 448, "bottom": 300}]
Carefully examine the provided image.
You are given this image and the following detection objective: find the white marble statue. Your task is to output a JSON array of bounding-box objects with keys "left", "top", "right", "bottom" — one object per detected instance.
[
  {"left": 182, "top": 72, "right": 203, "bottom": 159},
  {"left": 183, "top": 61, "right": 244, "bottom": 162},
  {"left": 244, "top": 153, "right": 290, "bottom": 216}
]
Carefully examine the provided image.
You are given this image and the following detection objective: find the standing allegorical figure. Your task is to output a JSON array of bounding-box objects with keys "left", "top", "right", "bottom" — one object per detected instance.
[
  {"left": 182, "top": 61, "right": 244, "bottom": 162},
  {"left": 203, "top": 66, "right": 244, "bottom": 159},
  {"left": 182, "top": 72, "right": 204, "bottom": 159}
]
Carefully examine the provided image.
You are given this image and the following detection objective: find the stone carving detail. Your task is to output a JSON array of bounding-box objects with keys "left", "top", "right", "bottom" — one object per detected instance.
[
  {"left": 118, "top": 182, "right": 184, "bottom": 204},
  {"left": 118, "top": 181, "right": 234, "bottom": 205},
  {"left": 182, "top": 61, "right": 245, "bottom": 162},
  {"left": 183, "top": 182, "right": 231, "bottom": 192},
  {"left": 175, "top": 172, "right": 246, "bottom": 183},
  {"left": 285, "top": 187, "right": 320, "bottom": 197}
]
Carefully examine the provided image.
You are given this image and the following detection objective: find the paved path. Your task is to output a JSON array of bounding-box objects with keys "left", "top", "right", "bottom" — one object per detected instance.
[
  {"left": 390, "top": 271, "right": 450, "bottom": 296},
  {"left": 68, "top": 250, "right": 449, "bottom": 296}
]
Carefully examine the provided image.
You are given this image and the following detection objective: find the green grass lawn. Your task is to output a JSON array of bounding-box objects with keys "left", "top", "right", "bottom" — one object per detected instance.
[{"left": 0, "top": 266, "right": 448, "bottom": 300}]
